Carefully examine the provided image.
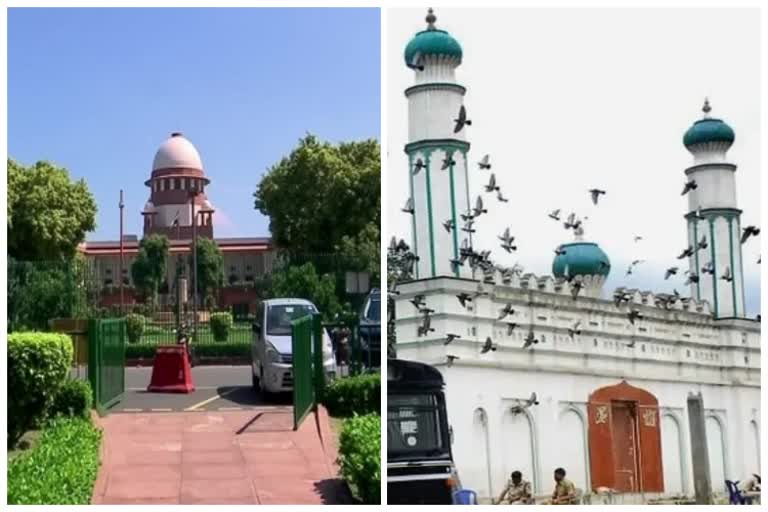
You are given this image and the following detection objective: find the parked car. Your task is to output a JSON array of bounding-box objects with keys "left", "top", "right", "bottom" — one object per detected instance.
[
  {"left": 251, "top": 298, "right": 336, "bottom": 396},
  {"left": 359, "top": 288, "right": 381, "bottom": 368}
]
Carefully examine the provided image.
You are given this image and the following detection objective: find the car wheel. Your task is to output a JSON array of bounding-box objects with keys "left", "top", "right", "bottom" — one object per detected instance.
[{"left": 252, "top": 369, "right": 260, "bottom": 392}]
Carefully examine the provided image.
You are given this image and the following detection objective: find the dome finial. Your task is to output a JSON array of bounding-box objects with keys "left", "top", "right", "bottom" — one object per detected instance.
[
  {"left": 702, "top": 97, "right": 711, "bottom": 117},
  {"left": 426, "top": 7, "right": 437, "bottom": 30}
]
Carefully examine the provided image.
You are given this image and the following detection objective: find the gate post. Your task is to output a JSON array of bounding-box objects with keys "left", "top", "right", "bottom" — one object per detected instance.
[
  {"left": 312, "top": 313, "right": 325, "bottom": 403},
  {"left": 88, "top": 319, "right": 101, "bottom": 412}
]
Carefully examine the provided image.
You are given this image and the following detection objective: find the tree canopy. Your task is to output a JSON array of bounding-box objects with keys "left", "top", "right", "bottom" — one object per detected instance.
[
  {"left": 254, "top": 134, "right": 380, "bottom": 258},
  {"left": 8, "top": 159, "right": 97, "bottom": 261},
  {"left": 189, "top": 237, "right": 224, "bottom": 306},
  {"left": 267, "top": 262, "right": 342, "bottom": 321},
  {"left": 130, "top": 234, "right": 170, "bottom": 305}
]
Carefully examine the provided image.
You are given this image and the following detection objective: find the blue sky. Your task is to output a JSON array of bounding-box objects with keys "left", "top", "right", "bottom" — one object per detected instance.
[{"left": 8, "top": 8, "right": 381, "bottom": 240}]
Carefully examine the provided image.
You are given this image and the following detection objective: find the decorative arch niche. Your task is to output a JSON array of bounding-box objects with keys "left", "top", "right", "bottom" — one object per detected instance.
[{"left": 587, "top": 380, "right": 664, "bottom": 493}]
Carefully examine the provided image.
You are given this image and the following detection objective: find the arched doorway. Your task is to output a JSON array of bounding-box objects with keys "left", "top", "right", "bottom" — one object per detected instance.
[
  {"left": 502, "top": 408, "right": 536, "bottom": 493},
  {"left": 661, "top": 413, "right": 684, "bottom": 495},
  {"left": 706, "top": 416, "right": 726, "bottom": 495},
  {"left": 587, "top": 381, "right": 663, "bottom": 492}
]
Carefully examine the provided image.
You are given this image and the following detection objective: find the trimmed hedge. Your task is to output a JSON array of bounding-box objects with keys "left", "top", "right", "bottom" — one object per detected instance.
[
  {"left": 322, "top": 372, "right": 380, "bottom": 417},
  {"left": 210, "top": 312, "right": 233, "bottom": 342},
  {"left": 125, "top": 313, "right": 145, "bottom": 343},
  {"left": 50, "top": 379, "right": 92, "bottom": 419},
  {"left": 8, "top": 417, "right": 102, "bottom": 504},
  {"left": 126, "top": 342, "right": 250, "bottom": 360},
  {"left": 8, "top": 332, "right": 74, "bottom": 448},
  {"left": 337, "top": 414, "right": 381, "bottom": 504}
]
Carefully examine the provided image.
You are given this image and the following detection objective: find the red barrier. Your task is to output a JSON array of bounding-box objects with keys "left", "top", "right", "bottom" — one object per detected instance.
[{"left": 147, "top": 345, "right": 195, "bottom": 393}]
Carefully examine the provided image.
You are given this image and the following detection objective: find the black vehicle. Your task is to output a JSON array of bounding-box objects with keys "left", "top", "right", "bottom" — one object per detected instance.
[
  {"left": 359, "top": 288, "right": 381, "bottom": 368},
  {"left": 387, "top": 358, "right": 459, "bottom": 504}
]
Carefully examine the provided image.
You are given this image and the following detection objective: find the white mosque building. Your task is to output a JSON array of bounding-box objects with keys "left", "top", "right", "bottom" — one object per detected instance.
[{"left": 393, "top": 10, "right": 761, "bottom": 503}]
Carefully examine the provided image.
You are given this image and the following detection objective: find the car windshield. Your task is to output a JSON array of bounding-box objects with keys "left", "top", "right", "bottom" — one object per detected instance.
[
  {"left": 387, "top": 393, "right": 446, "bottom": 457},
  {"left": 266, "top": 304, "right": 315, "bottom": 335},
  {"left": 365, "top": 297, "right": 381, "bottom": 322}
]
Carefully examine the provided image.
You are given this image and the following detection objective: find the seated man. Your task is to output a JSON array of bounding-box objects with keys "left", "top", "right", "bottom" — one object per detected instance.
[
  {"left": 496, "top": 470, "right": 532, "bottom": 504},
  {"left": 548, "top": 467, "right": 577, "bottom": 505}
]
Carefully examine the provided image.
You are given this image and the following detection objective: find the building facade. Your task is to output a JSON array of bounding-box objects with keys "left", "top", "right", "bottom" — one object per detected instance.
[
  {"left": 79, "top": 133, "right": 275, "bottom": 314},
  {"left": 394, "top": 10, "right": 761, "bottom": 502}
]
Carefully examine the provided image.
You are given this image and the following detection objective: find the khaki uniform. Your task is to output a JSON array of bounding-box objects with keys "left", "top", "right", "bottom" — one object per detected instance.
[
  {"left": 551, "top": 478, "right": 577, "bottom": 504},
  {"left": 498, "top": 479, "right": 532, "bottom": 504}
]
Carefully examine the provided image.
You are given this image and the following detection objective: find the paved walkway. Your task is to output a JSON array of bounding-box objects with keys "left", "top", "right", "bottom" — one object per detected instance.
[{"left": 92, "top": 406, "right": 346, "bottom": 504}]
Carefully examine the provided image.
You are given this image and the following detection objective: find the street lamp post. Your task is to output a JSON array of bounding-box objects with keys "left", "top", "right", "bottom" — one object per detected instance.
[
  {"left": 119, "top": 189, "right": 125, "bottom": 314},
  {"left": 190, "top": 189, "right": 199, "bottom": 343}
]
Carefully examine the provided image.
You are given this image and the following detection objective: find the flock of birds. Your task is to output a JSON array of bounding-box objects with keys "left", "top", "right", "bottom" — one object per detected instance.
[{"left": 391, "top": 102, "right": 761, "bottom": 376}]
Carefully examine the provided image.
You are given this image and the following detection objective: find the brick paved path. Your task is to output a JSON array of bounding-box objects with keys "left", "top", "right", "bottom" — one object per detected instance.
[{"left": 92, "top": 406, "right": 346, "bottom": 504}]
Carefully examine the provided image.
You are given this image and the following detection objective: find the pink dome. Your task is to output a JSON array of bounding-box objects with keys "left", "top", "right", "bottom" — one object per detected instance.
[{"left": 152, "top": 132, "right": 203, "bottom": 171}]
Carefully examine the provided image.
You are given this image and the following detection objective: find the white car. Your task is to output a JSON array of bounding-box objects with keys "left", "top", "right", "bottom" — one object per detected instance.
[{"left": 251, "top": 298, "right": 336, "bottom": 395}]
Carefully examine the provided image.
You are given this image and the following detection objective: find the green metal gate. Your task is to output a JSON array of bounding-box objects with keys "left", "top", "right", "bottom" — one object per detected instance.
[
  {"left": 291, "top": 313, "right": 324, "bottom": 430},
  {"left": 88, "top": 318, "right": 126, "bottom": 414}
]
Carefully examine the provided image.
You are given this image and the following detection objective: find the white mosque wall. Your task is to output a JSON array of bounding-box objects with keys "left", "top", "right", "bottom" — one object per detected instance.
[{"left": 394, "top": 277, "right": 760, "bottom": 500}]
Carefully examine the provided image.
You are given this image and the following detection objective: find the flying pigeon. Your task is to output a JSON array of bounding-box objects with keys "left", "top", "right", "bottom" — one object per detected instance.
[
  {"left": 681, "top": 180, "right": 698, "bottom": 195},
  {"left": 449, "top": 259, "right": 463, "bottom": 273},
  {"left": 409, "top": 51, "right": 425, "bottom": 71},
  {"left": 498, "top": 227, "right": 517, "bottom": 253},
  {"left": 634, "top": 235, "right": 643, "bottom": 242},
  {"left": 568, "top": 320, "right": 582, "bottom": 338},
  {"left": 741, "top": 225, "right": 760, "bottom": 244},
  {"left": 496, "top": 190, "right": 510, "bottom": 203},
  {"left": 410, "top": 295, "right": 425, "bottom": 309},
  {"left": 478, "top": 154, "right": 491, "bottom": 170},
  {"left": 589, "top": 188, "right": 606, "bottom": 205},
  {"left": 443, "top": 333, "right": 461, "bottom": 346},
  {"left": 564, "top": 212, "right": 582, "bottom": 230},
  {"left": 443, "top": 219, "right": 455, "bottom": 232},
  {"left": 446, "top": 354, "right": 460, "bottom": 367},
  {"left": 554, "top": 247, "right": 567, "bottom": 256},
  {"left": 473, "top": 195, "right": 487, "bottom": 217},
  {"left": 506, "top": 322, "right": 518, "bottom": 335},
  {"left": 684, "top": 271, "right": 700, "bottom": 285},
  {"left": 628, "top": 309, "right": 643, "bottom": 325},
  {"left": 677, "top": 245, "right": 694, "bottom": 259},
  {"left": 484, "top": 173, "right": 499, "bottom": 193},
  {"left": 720, "top": 266, "right": 733, "bottom": 282},
  {"left": 664, "top": 267, "right": 679, "bottom": 280},
  {"left": 524, "top": 392, "right": 539, "bottom": 407},
  {"left": 401, "top": 197, "right": 414, "bottom": 214},
  {"left": 453, "top": 105, "right": 472, "bottom": 133},
  {"left": 522, "top": 331, "right": 538, "bottom": 349},
  {"left": 456, "top": 292, "right": 473, "bottom": 308},
  {"left": 697, "top": 235, "right": 708, "bottom": 250},
  {"left": 441, "top": 154, "right": 456, "bottom": 170},
  {"left": 413, "top": 158, "right": 426, "bottom": 174},
  {"left": 461, "top": 219, "right": 476, "bottom": 233},
  {"left": 498, "top": 303, "right": 515, "bottom": 320},
  {"left": 548, "top": 209, "right": 561, "bottom": 221},
  {"left": 570, "top": 280, "right": 584, "bottom": 300},
  {"left": 701, "top": 261, "right": 715, "bottom": 275},
  {"left": 480, "top": 336, "right": 497, "bottom": 354},
  {"left": 417, "top": 313, "right": 434, "bottom": 336}
]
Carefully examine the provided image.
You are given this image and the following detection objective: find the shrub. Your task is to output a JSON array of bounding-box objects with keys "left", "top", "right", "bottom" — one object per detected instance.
[
  {"left": 125, "top": 342, "right": 250, "bottom": 360},
  {"left": 8, "top": 332, "right": 74, "bottom": 448},
  {"left": 8, "top": 417, "right": 102, "bottom": 504},
  {"left": 50, "top": 379, "right": 92, "bottom": 418},
  {"left": 125, "top": 313, "right": 145, "bottom": 343},
  {"left": 322, "top": 373, "right": 380, "bottom": 417},
  {"left": 337, "top": 414, "right": 381, "bottom": 504},
  {"left": 210, "top": 312, "right": 233, "bottom": 342}
]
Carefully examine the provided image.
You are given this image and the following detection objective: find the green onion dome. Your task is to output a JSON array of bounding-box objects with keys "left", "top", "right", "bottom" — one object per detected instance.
[
  {"left": 404, "top": 9, "right": 462, "bottom": 69},
  {"left": 553, "top": 242, "right": 611, "bottom": 278},
  {"left": 683, "top": 98, "right": 735, "bottom": 149}
]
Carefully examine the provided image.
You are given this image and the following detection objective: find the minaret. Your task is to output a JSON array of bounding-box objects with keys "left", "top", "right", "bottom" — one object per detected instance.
[
  {"left": 682, "top": 99, "right": 744, "bottom": 318},
  {"left": 404, "top": 9, "right": 471, "bottom": 279}
]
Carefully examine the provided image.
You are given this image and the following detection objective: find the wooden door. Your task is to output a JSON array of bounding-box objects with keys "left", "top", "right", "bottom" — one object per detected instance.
[{"left": 611, "top": 402, "right": 639, "bottom": 492}]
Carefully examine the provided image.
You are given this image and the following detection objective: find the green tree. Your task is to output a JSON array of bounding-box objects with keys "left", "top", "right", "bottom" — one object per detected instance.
[
  {"left": 8, "top": 159, "right": 97, "bottom": 261},
  {"left": 254, "top": 135, "right": 380, "bottom": 258},
  {"left": 189, "top": 237, "right": 224, "bottom": 308},
  {"left": 268, "top": 262, "right": 342, "bottom": 321},
  {"left": 337, "top": 222, "right": 381, "bottom": 282},
  {"left": 130, "top": 234, "right": 170, "bottom": 306}
]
